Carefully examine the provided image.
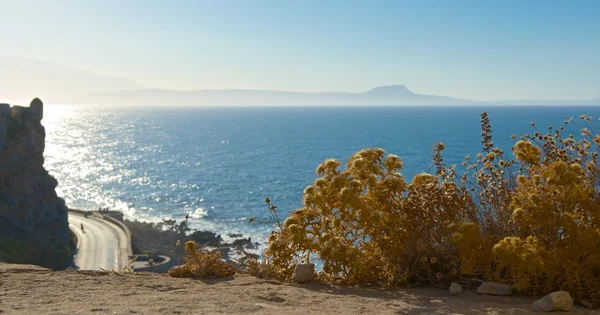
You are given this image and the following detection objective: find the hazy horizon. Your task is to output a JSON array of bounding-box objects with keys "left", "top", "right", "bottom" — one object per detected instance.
[{"left": 1, "top": 0, "right": 599, "bottom": 105}]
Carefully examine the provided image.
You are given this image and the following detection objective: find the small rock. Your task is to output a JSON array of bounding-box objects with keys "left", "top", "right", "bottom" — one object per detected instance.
[
  {"left": 449, "top": 282, "right": 462, "bottom": 295},
  {"left": 476, "top": 282, "right": 513, "bottom": 296},
  {"left": 533, "top": 291, "right": 573, "bottom": 312},
  {"left": 292, "top": 263, "right": 314, "bottom": 283},
  {"left": 256, "top": 268, "right": 269, "bottom": 279}
]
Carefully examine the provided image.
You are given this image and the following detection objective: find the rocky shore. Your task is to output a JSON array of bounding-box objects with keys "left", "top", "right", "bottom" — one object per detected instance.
[{"left": 122, "top": 217, "right": 259, "bottom": 265}]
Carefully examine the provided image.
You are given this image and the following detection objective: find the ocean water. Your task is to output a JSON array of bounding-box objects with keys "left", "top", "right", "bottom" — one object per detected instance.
[{"left": 43, "top": 105, "right": 600, "bottom": 244}]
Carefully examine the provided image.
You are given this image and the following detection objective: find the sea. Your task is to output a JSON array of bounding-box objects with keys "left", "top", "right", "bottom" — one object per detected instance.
[{"left": 43, "top": 105, "right": 600, "bottom": 245}]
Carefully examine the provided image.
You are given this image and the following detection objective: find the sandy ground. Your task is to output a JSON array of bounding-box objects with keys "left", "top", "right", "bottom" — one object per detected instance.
[{"left": 0, "top": 263, "right": 595, "bottom": 315}]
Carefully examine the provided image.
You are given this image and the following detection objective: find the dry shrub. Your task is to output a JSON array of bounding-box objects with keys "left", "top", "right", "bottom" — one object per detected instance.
[
  {"left": 454, "top": 115, "right": 600, "bottom": 303},
  {"left": 452, "top": 112, "right": 521, "bottom": 279},
  {"left": 168, "top": 241, "right": 235, "bottom": 278},
  {"left": 264, "top": 113, "right": 600, "bottom": 303},
  {"left": 237, "top": 248, "right": 262, "bottom": 276},
  {"left": 265, "top": 148, "right": 472, "bottom": 287}
]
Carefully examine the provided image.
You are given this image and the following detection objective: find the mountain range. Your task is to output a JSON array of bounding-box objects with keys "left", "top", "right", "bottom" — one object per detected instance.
[
  {"left": 74, "top": 85, "right": 478, "bottom": 106},
  {"left": 0, "top": 55, "right": 141, "bottom": 105},
  {"left": 1, "top": 56, "right": 598, "bottom": 106}
]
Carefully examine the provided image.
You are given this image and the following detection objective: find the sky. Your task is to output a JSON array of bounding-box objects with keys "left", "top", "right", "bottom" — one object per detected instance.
[{"left": 0, "top": 0, "right": 599, "bottom": 101}]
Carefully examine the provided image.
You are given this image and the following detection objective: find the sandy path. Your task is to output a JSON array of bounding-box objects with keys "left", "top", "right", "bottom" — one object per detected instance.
[{"left": 0, "top": 263, "right": 595, "bottom": 315}]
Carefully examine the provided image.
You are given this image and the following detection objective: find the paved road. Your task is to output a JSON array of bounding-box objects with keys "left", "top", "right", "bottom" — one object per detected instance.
[{"left": 68, "top": 212, "right": 130, "bottom": 271}]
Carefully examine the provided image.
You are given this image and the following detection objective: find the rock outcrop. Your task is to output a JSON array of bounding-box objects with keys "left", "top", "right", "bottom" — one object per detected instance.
[{"left": 0, "top": 99, "right": 73, "bottom": 269}]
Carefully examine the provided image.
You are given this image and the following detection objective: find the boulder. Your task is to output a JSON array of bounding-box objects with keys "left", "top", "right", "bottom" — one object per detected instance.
[
  {"left": 532, "top": 291, "right": 573, "bottom": 312},
  {"left": 476, "top": 282, "right": 513, "bottom": 296},
  {"left": 450, "top": 282, "right": 462, "bottom": 295},
  {"left": 292, "top": 263, "right": 314, "bottom": 283}
]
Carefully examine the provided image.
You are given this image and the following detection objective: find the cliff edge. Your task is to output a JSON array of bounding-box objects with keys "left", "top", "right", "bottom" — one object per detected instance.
[
  {"left": 1, "top": 262, "right": 596, "bottom": 314},
  {"left": 0, "top": 99, "right": 73, "bottom": 269}
]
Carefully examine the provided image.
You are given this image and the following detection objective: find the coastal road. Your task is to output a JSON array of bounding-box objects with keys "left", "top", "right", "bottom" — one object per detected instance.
[{"left": 68, "top": 212, "right": 130, "bottom": 271}]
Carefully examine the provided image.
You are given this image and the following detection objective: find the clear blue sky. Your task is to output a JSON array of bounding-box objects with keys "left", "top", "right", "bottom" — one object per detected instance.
[{"left": 1, "top": 0, "right": 598, "bottom": 100}]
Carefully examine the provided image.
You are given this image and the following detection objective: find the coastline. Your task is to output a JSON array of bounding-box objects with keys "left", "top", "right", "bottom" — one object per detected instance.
[{"left": 72, "top": 209, "right": 261, "bottom": 272}]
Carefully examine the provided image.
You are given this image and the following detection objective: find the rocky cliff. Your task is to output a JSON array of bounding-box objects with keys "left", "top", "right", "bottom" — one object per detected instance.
[{"left": 0, "top": 99, "right": 73, "bottom": 269}]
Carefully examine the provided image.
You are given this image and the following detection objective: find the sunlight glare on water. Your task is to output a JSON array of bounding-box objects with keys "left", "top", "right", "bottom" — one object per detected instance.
[{"left": 43, "top": 105, "right": 600, "bottom": 244}]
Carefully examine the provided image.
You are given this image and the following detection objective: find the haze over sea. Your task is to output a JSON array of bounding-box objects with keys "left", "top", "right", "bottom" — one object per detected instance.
[{"left": 44, "top": 105, "right": 600, "bottom": 243}]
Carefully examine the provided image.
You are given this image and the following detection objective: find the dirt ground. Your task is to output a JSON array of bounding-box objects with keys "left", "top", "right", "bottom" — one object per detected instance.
[{"left": 0, "top": 263, "right": 595, "bottom": 315}]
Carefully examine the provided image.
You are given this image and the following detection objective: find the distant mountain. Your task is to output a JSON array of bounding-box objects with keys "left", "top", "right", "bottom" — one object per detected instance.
[
  {"left": 73, "top": 85, "right": 476, "bottom": 106},
  {"left": 2, "top": 56, "right": 598, "bottom": 106},
  {"left": 0, "top": 55, "right": 141, "bottom": 104},
  {"left": 72, "top": 84, "right": 600, "bottom": 106}
]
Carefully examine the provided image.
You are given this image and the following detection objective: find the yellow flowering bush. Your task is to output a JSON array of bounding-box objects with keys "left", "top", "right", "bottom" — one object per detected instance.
[
  {"left": 168, "top": 241, "right": 236, "bottom": 278},
  {"left": 265, "top": 148, "right": 472, "bottom": 286},
  {"left": 453, "top": 114, "right": 600, "bottom": 304},
  {"left": 263, "top": 113, "right": 600, "bottom": 304}
]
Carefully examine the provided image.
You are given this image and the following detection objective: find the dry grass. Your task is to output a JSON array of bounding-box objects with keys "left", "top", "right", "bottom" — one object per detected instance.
[{"left": 168, "top": 241, "right": 236, "bottom": 278}]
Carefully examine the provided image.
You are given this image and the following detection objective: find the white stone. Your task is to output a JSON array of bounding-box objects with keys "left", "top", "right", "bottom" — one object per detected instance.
[
  {"left": 476, "top": 282, "right": 513, "bottom": 296},
  {"left": 532, "top": 291, "right": 573, "bottom": 312},
  {"left": 292, "top": 263, "right": 314, "bottom": 283},
  {"left": 449, "top": 282, "right": 462, "bottom": 295}
]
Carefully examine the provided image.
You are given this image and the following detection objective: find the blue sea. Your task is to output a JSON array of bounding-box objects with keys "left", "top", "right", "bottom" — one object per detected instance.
[{"left": 43, "top": 105, "right": 600, "bottom": 244}]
